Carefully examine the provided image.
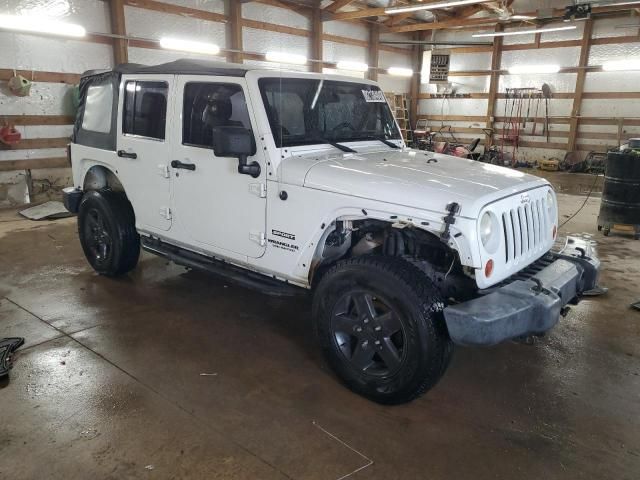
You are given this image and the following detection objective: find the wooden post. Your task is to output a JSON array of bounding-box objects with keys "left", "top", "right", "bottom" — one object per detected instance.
[
  {"left": 568, "top": 19, "right": 594, "bottom": 152},
  {"left": 368, "top": 23, "right": 380, "bottom": 81},
  {"left": 109, "top": 0, "right": 128, "bottom": 65},
  {"left": 485, "top": 25, "right": 503, "bottom": 148},
  {"left": 227, "top": 1, "right": 243, "bottom": 64},
  {"left": 409, "top": 32, "right": 423, "bottom": 131},
  {"left": 311, "top": 2, "right": 323, "bottom": 73}
]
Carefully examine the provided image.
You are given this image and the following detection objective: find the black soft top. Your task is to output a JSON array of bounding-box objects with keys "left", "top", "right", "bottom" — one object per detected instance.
[{"left": 82, "top": 59, "right": 251, "bottom": 78}]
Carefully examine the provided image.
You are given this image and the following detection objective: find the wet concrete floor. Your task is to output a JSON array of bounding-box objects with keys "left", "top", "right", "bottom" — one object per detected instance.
[{"left": 0, "top": 193, "right": 639, "bottom": 479}]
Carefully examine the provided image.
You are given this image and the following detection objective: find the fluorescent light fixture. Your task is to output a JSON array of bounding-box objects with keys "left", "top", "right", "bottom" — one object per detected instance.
[
  {"left": 387, "top": 67, "right": 414, "bottom": 77},
  {"left": 603, "top": 59, "right": 640, "bottom": 71},
  {"left": 336, "top": 61, "right": 369, "bottom": 72},
  {"left": 386, "top": 0, "right": 486, "bottom": 14},
  {"left": 0, "top": 14, "right": 85, "bottom": 37},
  {"left": 473, "top": 25, "right": 577, "bottom": 38},
  {"left": 159, "top": 37, "right": 220, "bottom": 55},
  {"left": 508, "top": 64, "right": 561, "bottom": 74},
  {"left": 265, "top": 51, "right": 307, "bottom": 65}
]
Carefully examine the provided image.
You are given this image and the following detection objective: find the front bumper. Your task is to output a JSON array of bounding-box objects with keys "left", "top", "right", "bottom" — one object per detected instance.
[{"left": 444, "top": 236, "right": 600, "bottom": 346}]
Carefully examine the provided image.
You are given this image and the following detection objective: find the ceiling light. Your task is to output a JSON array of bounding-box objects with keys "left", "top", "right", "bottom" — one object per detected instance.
[
  {"left": 385, "top": 0, "right": 487, "bottom": 14},
  {"left": 265, "top": 51, "right": 307, "bottom": 65},
  {"left": 508, "top": 64, "right": 561, "bottom": 75},
  {"left": 603, "top": 59, "right": 640, "bottom": 71},
  {"left": 336, "top": 61, "right": 369, "bottom": 72},
  {"left": 473, "top": 25, "right": 577, "bottom": 38},
  {"left": 159, "top": 37, "right": 220, "bottom": 55},
  {"left": 387, "top": 67, "right": 414, "bottom": 77},
  {"left": 0, "top": 14, "right": 85, "bottom": 37}
]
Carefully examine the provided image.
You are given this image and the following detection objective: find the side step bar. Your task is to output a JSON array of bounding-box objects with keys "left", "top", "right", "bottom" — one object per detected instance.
[{"left": 141, "top": 237, "right": 307, "bottom": 297}]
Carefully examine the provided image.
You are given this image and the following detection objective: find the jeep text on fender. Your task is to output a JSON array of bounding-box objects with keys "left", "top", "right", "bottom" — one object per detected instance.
[{"left": 63, "top": 60, "right": 600, "bottom": 404}]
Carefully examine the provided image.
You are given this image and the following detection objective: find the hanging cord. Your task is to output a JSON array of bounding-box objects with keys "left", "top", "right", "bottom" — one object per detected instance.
[{"left": 559, "top": 173, "right": 600, "bottom": 228}]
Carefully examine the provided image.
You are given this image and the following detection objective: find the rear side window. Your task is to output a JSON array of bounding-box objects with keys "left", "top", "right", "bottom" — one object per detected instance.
[
  {"left": 182, "top": 82, "right": 251, "bottom": 149},
  {"left": 122, "top": 81, "right": 168, "bottom": 140},
  {"left": 82, "top": 81, "right": 113, "bottom": 133}
]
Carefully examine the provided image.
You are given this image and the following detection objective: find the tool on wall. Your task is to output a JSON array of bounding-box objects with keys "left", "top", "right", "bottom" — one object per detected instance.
[
  {"left": 0, "top": 123, "right": 22, "bottom": 146},
  {"left": 7, "top": 70, "right": 33, "bottom": 97}
]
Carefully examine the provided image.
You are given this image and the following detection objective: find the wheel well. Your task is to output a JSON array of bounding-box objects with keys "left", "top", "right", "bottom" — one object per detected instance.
[
  {"left": 309, "top": 219, "right": 475, "bottom": 300},
  {"left": 83, "top": 165, "right": 126, "bottom": 196}
]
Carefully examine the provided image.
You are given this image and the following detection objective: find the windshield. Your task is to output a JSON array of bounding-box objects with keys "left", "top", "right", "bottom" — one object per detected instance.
[{"left": 258, "top": 78, "right": 401, "bottom": 148}]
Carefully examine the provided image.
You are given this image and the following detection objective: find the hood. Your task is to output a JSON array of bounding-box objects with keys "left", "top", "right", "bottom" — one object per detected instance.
[{"left": 279, "top": 149, "right": 549, "bottom": 218}]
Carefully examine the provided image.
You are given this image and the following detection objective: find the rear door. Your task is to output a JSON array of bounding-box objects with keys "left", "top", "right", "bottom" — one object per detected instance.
[
  {"left": 117, "top": 75, "right": 174, "bottom": 232},
  {"left": 169, "top": 76, "right": 267, "bottom": 258}
]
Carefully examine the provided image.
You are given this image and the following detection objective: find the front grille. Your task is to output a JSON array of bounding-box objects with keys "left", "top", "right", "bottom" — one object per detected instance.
[{"left": 501, "top": 197, "right": 550, "bottom": 265}]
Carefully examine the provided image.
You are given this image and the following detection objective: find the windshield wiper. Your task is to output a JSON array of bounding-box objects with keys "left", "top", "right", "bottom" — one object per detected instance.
[{"left": 311, "top": 138, "right": 357, "bottom": 153}]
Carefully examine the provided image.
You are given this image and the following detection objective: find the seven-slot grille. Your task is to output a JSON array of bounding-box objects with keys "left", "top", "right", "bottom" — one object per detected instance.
[{"left": 501, "top": 194, "right": 551, "bottom": 265}]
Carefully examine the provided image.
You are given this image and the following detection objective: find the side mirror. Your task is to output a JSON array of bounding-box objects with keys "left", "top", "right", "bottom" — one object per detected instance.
[{"left": 211, "top": 126, "right": 261, "bottom": 178}]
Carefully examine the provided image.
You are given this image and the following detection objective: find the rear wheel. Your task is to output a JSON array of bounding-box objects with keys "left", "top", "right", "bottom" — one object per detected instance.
[
  {"left": 313, "top": 255, "right": 453, "bottom": 404},
  {"left": 78, "top": 189, "right": 140, "bottom": 276}
]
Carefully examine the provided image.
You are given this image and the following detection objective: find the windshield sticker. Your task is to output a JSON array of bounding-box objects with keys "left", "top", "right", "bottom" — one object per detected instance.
[{"left": 362, "top": 90, "right": 386, "bottom": 103}]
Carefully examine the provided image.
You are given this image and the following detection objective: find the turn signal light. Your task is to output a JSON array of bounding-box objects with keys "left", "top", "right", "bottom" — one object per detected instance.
[{"left": 485, "top": 259, "right": 494, "bottom": 278}]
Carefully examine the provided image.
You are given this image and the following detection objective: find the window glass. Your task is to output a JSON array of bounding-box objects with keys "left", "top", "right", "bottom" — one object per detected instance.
[
  {"left": 122, "top": 81, "right": 168, "bottom": 140},
  {"left": 183, "top": 82, "right": 251, "bottom": 149},
  {"left": 81, "top": 81, "right": 113, "bottom": 134},
  {"left": 259, "top": 78, "right": 400, "bottom": 148}
]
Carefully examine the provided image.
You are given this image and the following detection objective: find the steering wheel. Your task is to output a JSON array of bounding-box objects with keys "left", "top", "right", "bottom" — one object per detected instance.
[{"left": 331, "top": 122, "right": 356, "bottom": 134}]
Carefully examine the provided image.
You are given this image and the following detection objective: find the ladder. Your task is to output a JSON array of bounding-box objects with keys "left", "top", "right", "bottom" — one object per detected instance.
[{"left": 394, "top": 93, "right": 413, "bottom": 144}]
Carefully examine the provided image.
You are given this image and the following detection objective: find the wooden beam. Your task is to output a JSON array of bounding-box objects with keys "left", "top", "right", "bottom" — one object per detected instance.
[
  {"left": 0, "top": 157, "right": 68, "bottom": 172},
  {"left": 4, "top": 115, "right": 75, "bottom": 126},
  {"left": 485, "top": 25, "right": 503, "bottom": 148},
  {"left": 0, "top": 138, "right": 70, "bottom": 151},
  {"left": 324, "top": 0, "right": 357, "bottom": 13},
  {"left": 568, "top": 19, "right": 593, "bottom": 152},
  {"left": 368, "top": 23, "right": 380, "bottom": 81},
  {"left": 109, "top": 0, "right": 128, "bottom": 65},
  {"left": 0, "top": 69, "right": 80, "bottom": 84},
  {"left": 228, "top": 1, "right": 243, "bottom": 64},
  {"left": 311, "top": 2, "right": 323, "bottom": 73}
]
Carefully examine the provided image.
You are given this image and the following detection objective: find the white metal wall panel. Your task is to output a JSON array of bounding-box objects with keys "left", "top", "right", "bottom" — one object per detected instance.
[
  {"left": 124, "top": 5, "right": 226, "bottom": 47},
  {"left": 584, "top": 71, "right": 640, "bottom": 92},
  {"left": 2, "top": 0, "right": 110, "bottom": 31},
  {"left": 0, "top": 83, "right": 74, "bottom": 115},
  {"left": 165, "top": 0, "right": 224, "bottom": 14},
  {"left": 450, "top": 52, "right": 492, "bottom": 71},
  {"left": 500, "top": 73, "right": 577, "bottom": 93},
  {"left": 379, "top": 49, "right": 412, "bottom": 69},
  {"left": 540, "top": 21, "right": 584, "bottom": 42},
  {"left": 419, "top": 98, "right": 488, "bottom": 117},
  {"left": 496, "top": 98, "right": 573, "bottom": 117},
  {"left": 592, "top": 17, "right": 639, "bottom": 39},
  {"left": 0, "top": 32, "right": 113, "bottom": 71},
  {"left": 580, "top": 99, "right": 640, "bottom": 118},
  {"left": 589, "top": 42, "right": 640, "bottom": 65},
  {"left": 243, "top": 27, "right": 308, "bottom": 56},
  {"left": 502, "top": 47, "right": 581, "bottom": 70},
  {"left": 127, "top": 47, "right": 226, "bottom": 65},
  {"left": 322, "top": 41, "right": 367, "bottom": 64},
  {"left": 377, "top": 73, "right": 410, "bottom": 94}
]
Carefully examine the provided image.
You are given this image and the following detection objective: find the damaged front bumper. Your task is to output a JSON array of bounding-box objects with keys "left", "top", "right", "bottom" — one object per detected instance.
[{"left": 444, "top": 236, "right": 600, "bottom": 346}]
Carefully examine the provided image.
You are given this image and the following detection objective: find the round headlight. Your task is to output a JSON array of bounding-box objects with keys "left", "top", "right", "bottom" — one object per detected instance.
[{"left": 480, "top": 212, "right": 493, "bottom": 247}]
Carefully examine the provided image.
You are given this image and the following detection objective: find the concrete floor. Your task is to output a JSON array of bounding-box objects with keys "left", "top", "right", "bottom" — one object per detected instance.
[{"left": 0, "top": 193, "right": 639, "bottom": 480}]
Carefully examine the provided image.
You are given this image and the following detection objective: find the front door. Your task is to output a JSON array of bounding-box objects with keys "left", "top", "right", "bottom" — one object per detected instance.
[
  {"left": 170, "top": 77, "right": 267, "bottom": 259},
  {"left": 117, "top": 75, "right": 173, "bottom": 232}
]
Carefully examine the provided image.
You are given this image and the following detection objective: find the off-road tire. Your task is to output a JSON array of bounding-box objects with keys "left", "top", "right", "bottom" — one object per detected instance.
[
  {"left": 313, "top": 255, "right": 453, "bottom": 405},
  {"left": 78, "top": 189, "right": 140, "bottom": 276}
]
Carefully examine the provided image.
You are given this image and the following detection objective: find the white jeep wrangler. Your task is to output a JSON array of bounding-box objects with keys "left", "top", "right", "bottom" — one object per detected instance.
[{"left": 64, "top": 59, "right": 600, "bottom": 404}]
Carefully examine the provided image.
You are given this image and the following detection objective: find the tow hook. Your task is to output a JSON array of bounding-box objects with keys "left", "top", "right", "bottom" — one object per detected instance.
[
  {"left": 560, "top": 306, "right": 571, "bottom": 317},
  {"left": 531, "top": 277, "right": 544, "bottom": 293}
]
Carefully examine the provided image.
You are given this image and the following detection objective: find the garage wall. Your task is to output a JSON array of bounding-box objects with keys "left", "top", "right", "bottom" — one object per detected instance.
[
  {"left": 0, "top": 0, "right": 415, "bottom": 206},
  {"left": 419, "top": 16, "right": 640, "bottom": 164}
]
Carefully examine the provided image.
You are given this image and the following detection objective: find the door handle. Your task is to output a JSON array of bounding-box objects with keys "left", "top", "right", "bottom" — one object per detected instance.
[
  {"left": 171, "top": 160, "right": 196, "bottom": 171},
  {"left": 117, "top": 150, "right": 137, "bottom": 159}
]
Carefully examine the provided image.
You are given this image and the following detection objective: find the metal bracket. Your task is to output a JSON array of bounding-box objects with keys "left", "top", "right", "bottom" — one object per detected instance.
[
  {"left": 249, "top": 231, "right": 266, "bottom": 246},
  {"left": 159, "top": 206, "right": 172, "bottom": 220},
  {"left": 249, "top": 183, "right": 267, "bottom": 198}
]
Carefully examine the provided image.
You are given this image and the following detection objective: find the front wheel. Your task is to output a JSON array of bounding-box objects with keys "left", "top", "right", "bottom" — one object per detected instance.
[
  {"left": 313, "top": 256, "right": 453, "bottom": 405},
  {"left": 78, "top": 189, "right": 140, "bottom": 276}
]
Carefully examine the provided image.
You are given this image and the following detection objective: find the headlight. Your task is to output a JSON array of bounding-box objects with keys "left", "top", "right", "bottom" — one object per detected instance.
[
  {"left": 480, "top": 212, "right": 493, "bottom": 246},
  {"left": 480, "top": 212, "right": 499, "bottom": 253},
  {"left": 546, "top": 190, "right": 556, "bottom": 221}
]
